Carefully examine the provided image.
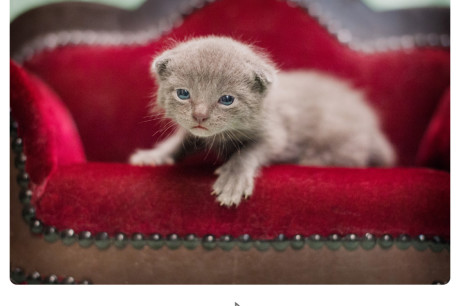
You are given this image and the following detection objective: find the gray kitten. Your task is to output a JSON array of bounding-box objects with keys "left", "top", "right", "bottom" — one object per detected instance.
[{"left": 130, "top": 36, "right": 395, "bottom": 207}]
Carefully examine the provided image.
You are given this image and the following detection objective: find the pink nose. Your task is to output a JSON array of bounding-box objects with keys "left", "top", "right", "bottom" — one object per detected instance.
[{"left": 193, "top": 113, "right": 209, "bottom": 123}]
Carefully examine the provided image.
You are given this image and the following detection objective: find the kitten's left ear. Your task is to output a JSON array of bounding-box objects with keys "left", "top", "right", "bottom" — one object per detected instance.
[{"left": 151, "top": 51, "right": 173, "bottom": 80}]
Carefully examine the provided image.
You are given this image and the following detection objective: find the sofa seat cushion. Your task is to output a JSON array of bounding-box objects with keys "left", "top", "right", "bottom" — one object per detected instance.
[{"left": 35, "top": 162, "right": 449, "bottom": 239}]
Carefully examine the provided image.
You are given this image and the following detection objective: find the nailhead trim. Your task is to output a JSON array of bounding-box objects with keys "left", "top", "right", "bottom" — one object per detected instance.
[
  {"left": 218, "top": 235, "right": 235, "bottom": 251},
  {"left": 10, "top": 265, "right": 447, "bottom": 285},
  {"left": 273, "top": 234, "right": 290, "bottom": 251},
  {"left": 202, "top": 234, "right": 217, "bottom": 250},
  {"left": 10, "top": 116, "right": 450, "bottom": 252},
  {"left": 184, "top": 233, "right": 199, "bottom": 250},
  {"left": 33, "top": 230, "right": 450, "bottom": 252},
  {"left": 60, "top": 228, "right": 76, "bottom": 246},
  {"left": 131, "top": 233, "right": 146, "bottom": 249},
  {"left": 10, "top": 267, "right": 92, "bottom": 284},
  {"left": 147, "top": 233, "right": 164, "bottom": 249},
  {"left": 114, "top": 232, "right": 129, "bottom": 249},
  {"left": 326, "top": 233, "right": 341, "bottom": 250},
  {"left": 43, "top": 226, "right": 59, "bottom": 243},
  {"left": 165, "top": 233, "right": 182, "bottom": 250},
  {"left": 78, "top": 230, "right": 93, "bottom": 248},
  {"left": 95, "top": 232, "right": 111, "bottom": 249},
  {"left": 44, "top": 274, "right": 59, "bottom": 284}
]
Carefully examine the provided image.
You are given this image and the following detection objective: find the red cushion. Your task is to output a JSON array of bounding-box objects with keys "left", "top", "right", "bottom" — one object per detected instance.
[
  {"left": 37, "top": 163, "right": 449, "bottom": 238},
  {"left": 10, "top": 61, "right": 85, "bottom": 186},
  {"left": 416, "top": 88, "right": 450, "bottom": 170},
  {"left": 10, "top": 0, "right": 450, "bottom": 239}
]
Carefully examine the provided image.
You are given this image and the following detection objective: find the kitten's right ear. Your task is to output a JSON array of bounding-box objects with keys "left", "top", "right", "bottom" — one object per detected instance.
[
  {"left": 250, "top": 62, "right": 277, "bottom": 95},
  {"left": 151, "top": 52, "right": 172, "bottom": 80}
]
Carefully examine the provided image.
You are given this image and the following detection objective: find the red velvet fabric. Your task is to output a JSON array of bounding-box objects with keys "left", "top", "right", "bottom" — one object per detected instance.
[
  {"left": 10, "top": 61, "right": 85, "bottom": 187},
  {"left": 38, "top": 163, "right": 449, "bottom": 238},
  {"left": 10, "top": 0, "right": 450, "bottom": 239},
  {"left": 416, "top": 88, "right": 450, "bottom": 171},
  {"left": 21, "top": 0, "right": 450, "bottom": 167}
]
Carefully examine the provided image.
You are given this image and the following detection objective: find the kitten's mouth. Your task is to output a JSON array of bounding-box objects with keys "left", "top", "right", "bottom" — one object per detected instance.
[{"left": 192, "top": 125, "right": 208, "bottom": 130}]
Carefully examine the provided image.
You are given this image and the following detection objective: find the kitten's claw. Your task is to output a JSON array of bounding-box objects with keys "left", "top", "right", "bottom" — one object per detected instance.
[
  {"left": 212, "top": 164, "right": 255, "bottom": 207},
  {"left": 217, "top": 193, "right": 242, "bottom": 207}
]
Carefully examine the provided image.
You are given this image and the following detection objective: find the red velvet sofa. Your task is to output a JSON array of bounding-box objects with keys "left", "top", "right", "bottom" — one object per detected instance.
[{"left": 10, "top": 0, "right": 450, "bottom": 284}]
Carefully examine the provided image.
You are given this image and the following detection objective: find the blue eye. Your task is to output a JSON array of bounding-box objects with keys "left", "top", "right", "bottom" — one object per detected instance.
[
  {"left": 218, "top": 95, "right": 234, "bottom": 106},
  {"left": 176, "top": 89, "right": 190, "bottom": 100}
]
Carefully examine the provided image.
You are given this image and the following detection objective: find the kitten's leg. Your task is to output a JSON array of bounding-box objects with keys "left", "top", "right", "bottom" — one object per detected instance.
[
  {"left": 212, "top": 144, "right": 268, "bottom": 207},
  {"left": 129, "top": 128, "right": 187, "bottom": 166}
]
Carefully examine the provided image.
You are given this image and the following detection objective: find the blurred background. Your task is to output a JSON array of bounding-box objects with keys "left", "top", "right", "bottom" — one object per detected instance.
[{"left": 10, "top": 0, "right": 450, "bottom": 21}]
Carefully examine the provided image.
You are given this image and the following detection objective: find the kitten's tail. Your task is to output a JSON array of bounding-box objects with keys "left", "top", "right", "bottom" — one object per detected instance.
[{"left": 369, "top": 132, "right": 397, "bottom": 167}]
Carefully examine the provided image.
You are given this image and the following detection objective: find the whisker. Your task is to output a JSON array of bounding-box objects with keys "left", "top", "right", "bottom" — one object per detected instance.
[
  {"left": 224, "top": 130, "right": 240, "bottom": 152},
  {"left": 150, "top": 121, "right": 174, "bottom": 137},
  {"left": 213, "top": 134, "right": 223, "bottom": 163},
  {"left": 193, "top": 135, "right": 198, "bottom": 151},
  {"left": 139, "top": 117, "right": 163, "bottom": 124},
  {"left": 204, "top": 134, "right": 216, "bottom": 160},
  {"left": 158, "top": 123, "right": 177, "bottom": 140},
  {"left": 151, "top": 121, "right": 177, "bottom": 139},
  {"left": 230, "top": 128, "right": 257, "bottom": 143},
  {"left": 138, "top": 112, "right": 167, "bottom": 124},
  {"left": 228, "top": 130, "right": 245, "bottom": 148}
]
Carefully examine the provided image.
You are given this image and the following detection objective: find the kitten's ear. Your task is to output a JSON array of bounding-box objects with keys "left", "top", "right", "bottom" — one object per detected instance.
[
  {"left": 151, "top": 51, "right": 172, "bottom": 80},
  {"left": 251, "top": 62, "right": 277, "bottom": 94}
]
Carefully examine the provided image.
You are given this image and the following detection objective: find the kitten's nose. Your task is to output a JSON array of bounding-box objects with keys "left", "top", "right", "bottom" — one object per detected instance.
[
  {"left": 192, "top": 104, "right": 209, "bottom": 124},
  {"left": 192, "top": 112, "right": 209, "bottom": 124}
]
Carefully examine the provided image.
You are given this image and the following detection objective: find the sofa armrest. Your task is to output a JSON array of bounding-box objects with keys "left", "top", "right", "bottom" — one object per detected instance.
[
  {"left": 416, "top": 87, "right": 450, "bottom": 171},
  {"left": 10, "top": 60, "right": 86, "bottom": 186}
]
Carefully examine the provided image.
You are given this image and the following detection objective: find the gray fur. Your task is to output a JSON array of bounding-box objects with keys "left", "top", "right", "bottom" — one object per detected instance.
[{"left": 130, "top": 36, "right": 396, "bottom": 207}]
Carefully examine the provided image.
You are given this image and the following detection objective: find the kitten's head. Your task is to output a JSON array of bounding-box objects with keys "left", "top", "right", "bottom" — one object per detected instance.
[{"left": 151, "top": 36, "right": 276, "bottom": 137}]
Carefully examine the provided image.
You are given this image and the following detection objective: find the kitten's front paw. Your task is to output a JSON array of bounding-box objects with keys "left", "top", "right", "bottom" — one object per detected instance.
[
  {"left": 129, "top": 149, "right": 174, "bottom": 166},
  {"left": 212, "top": 165, "right": 254, "bottom": 207}
]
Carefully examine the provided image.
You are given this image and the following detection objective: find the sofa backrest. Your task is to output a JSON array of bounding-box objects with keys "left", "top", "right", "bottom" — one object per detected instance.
[{"left": 17, "top": 0, "right": 450, "bottom": 166}]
